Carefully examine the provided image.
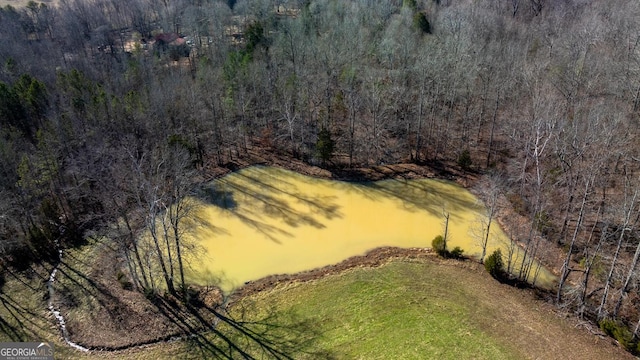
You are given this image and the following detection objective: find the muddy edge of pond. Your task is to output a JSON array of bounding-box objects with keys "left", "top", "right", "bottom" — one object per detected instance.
[
  {"left": 218, "top": 246, "right": 554, "bottom": 312},
  {"left": 224, "top": 247, "right": 438, "bottom": 304},
  {"left": 218, "top": 246, "right": 525, "bottom": 308}
]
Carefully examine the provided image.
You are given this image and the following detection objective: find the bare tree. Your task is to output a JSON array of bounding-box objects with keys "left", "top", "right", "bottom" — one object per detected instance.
[
  {"left": 442, "top": 205, "right": 450, "bottom": 250},
  {"left": 597, "top": 174, "right": 639, "bottom": 320},
  {"left": 557, "top": 173, "right": 594, "bottom": 303},
  {"left": 472, "top": 175, "right": 501, "bottom": 264},
  {"left": 518, "top": 89, "right": 557, "bottom": 282}
]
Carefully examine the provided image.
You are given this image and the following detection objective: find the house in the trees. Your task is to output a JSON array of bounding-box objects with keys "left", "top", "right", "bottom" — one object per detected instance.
[{"left": 153, "top": 33, "right": 190, "bottom": 60}]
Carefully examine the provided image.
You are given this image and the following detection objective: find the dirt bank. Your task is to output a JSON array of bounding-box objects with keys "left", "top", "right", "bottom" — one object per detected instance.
[
  {"left": 199, "top": 145, "right": 478, "bottom": 186},
  {"left": 226, "top": 247, "right": 438, "bottom": 303}
]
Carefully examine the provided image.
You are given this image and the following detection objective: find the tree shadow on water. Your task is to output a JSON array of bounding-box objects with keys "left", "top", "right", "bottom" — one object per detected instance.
[
  {"left": 358, "top": 178, "right": 480, "bottom": 220},
  {"left": 197, "top": 186, "right": 238, "bottom": 210},
  {"left": 195, "top": 167, "right": 343, "bottom": 245},
  {"left": 236, "top": 167, "right": 342, "bottom": 221}
]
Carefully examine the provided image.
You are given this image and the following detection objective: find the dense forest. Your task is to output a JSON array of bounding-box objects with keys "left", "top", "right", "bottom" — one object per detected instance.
[{"left": 3, "top": 0, "right": 640, "bottom": 352}]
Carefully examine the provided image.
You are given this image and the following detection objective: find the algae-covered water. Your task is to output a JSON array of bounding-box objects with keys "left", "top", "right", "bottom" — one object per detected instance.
[{"left": 178, "top": 166, "right": 554, "bottom": 292}]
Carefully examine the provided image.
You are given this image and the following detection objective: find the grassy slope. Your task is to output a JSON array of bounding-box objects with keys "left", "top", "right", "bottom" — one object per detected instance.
[
  {"left": 239, "top": 261, "right": 516, "bottom": 359},
  {"left": 95, "top": 258, "right": 631, "bottom": 360}
]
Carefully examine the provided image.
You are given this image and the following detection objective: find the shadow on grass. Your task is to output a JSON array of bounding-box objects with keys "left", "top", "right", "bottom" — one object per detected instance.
[
  {"left": 196, "top": 300, "right": 335, "bottom": 359},
  {"left": 55, "top": 261, "right": 138, "bottom": 328},
  {"left": 0, "top": 293, "right": 43, "bottom": 341},
  {"left": 0, "top": 310, "right": 24, "bottom": 341},
  {"left": 0, "top": 263, "right": 54, "bottom": 341},
  {"left": 53, "top": 251, "right": 334, "bottom": 358},
  {"left": 149, "top": 296, "right": 235, "bottom": 358},
  {"left": 143, "top": 293, "right": 336, "bottom": 359},
  {"left": 0, "top": 269, "right": 61, "bottom": 342},
  {"left": 495, "top": 274, "right": 540, "bottom": 290}
]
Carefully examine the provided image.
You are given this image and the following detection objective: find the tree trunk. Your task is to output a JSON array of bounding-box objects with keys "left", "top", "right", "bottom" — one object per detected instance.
[
  {"left": 558, "top": 175, "right": 577, "bottom": 245},
  {"left": 348, "top": 90, "right": 356, "bottom": 167},
  {"left": 171, "top": 204, "right": 186, "bottom": 296},
  {"left": 486, "top": 91, "right": 499, "bottom": 168},
  {"left": 557, "top": 177, "right": 591, "bottom": 303},
  {"left": 480, "top": 188, "right": 498, "bottom": 264},
  {"left": 443, "top": 208, "right": 450, "bottom": 251},
  {"left": 415, "top": 78, "right": 425, "bottom": 162},
  {"left": 598, "top": 188, "right": 638, "bottom": 320},
  {"left": 613, "top": 225, "right": 640, "bottom": 317},
  {"left": 121, "top": 209, "right": 150, "bottom": 290},
  {"left": 578, "top": 204, "right": 605, "bottom": 319},
  {"left": 161, "top": 212, "right": 175, "bottom": 288},
  {"left": 149, "top": 208, "right": 175, "bottom": 294}
]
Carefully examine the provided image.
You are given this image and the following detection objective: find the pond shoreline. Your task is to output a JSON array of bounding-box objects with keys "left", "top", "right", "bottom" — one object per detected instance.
[
  {"left": 225, "top": 247, "right": 439, "bottom": 304},
  {"left": 199, "top": 145, "right": 479, "bottom": 188},
  {"left": 48, "top": 153, "right": 484, "bottom": 353},
  {"left": 220, "top": 246, "right": 554, "bottom": 307}
]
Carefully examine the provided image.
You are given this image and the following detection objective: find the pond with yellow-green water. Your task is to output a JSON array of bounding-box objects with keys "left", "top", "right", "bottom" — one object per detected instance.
[{"left": 181, "top": 166, "right": 554, "bottom": 292}]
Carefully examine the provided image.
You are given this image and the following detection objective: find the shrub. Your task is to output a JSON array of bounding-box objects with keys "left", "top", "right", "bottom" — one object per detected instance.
[
  {"left": 432, "top": 235, "right": 464, "bottom": 260},
  {"left": 484, "top": 249, "right": 504, "bottom": 279},
  {"left": 431, "top": 235, "right": 446, "bottom": 257},
  {"left": 457, "top": 149, "right": 472, "bottom": 171},
  {"left": 413, "top": 12, "right": 431, "bottom": 34},
  {"left": 178, "top": 284, "right": 202, "bottom": 305},
  {"left": 506, "top": 193, "right": 528, "bottom": 215},
  {"left": 315, "top": 127, "right": 334, "bottom": 165},
  {"left": 244, "top": 21, "right": 266, "bottom": 53},
  {"left": 403, "top": 0, "right": 417, "bottom": 10},
  {"left": 116, "top": 270, "right": 133, "bottom": 291},
  {"left": 143, "top": 287, "right": 158, "bottom": 301},
  {"left": 534, "top": 210, "right": 555, "bottom": 237},
  {"left": 449, "top": 246, "right": 464, "bottom": 259},
  {"left": 599, "top": 318, "right": 637, "bottom": 353}
]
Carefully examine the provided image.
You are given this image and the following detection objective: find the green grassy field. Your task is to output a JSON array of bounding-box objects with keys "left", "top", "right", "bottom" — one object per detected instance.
[{"left": 224, "top": 261, "right": 517, "bottom": 359}]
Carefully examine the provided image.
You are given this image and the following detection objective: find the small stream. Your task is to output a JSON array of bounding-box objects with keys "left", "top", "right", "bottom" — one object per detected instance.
[{"left": 46, "top": 247, "right": 90, "bottom": 353}]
